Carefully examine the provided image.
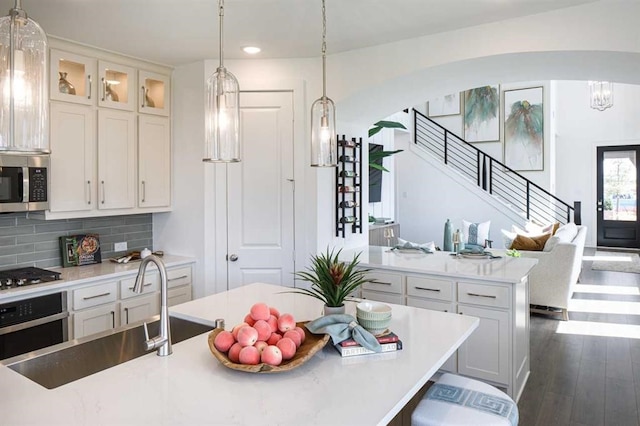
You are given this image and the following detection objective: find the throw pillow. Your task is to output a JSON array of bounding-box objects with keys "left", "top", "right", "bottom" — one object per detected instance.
[
  {"left": 463, "top": 220, "right": 491, "bottom": 247},
  {"left": 525, "top": 221, "right": 560, "bottom": 236},
  {"left": 543, "top": 222, "right": 578, "bottom": 252},
  {"left": 510, "top": 233, "right": 552, "bottom": 251},
  {"left": 501, "top": 229, "right": 517, "bottom": 249}
]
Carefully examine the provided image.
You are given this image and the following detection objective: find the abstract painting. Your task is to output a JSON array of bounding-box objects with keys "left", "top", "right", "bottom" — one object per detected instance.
[
  {"left": 428, "top": 93, "right": 460, "bottom": 117},
  {"left": 463, "top": 85, "right": 499, "bottom": 142},
  {"left": 504, "top": 87, "right": 544, "bottom": 171}
]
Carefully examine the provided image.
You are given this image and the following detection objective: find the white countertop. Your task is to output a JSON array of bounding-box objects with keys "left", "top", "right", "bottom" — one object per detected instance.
[
  {"left": 0, "top": 283, "right": 478, "bottom": 425},
  {"left": 0, "top": 254, "right": 196, "bottom": 303},
  {"left": 340, "top": 246, "right": 538, "bottom": 284}
]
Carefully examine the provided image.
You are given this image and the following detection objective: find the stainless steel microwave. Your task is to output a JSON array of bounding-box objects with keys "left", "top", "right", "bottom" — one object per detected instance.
[{"left": 0, "top": 154, "right": 48, "bottom": 213}]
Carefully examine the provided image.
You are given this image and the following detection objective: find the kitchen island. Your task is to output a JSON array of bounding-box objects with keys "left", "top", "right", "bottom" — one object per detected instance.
[
  {"left": 0, "top": 283, "right": 478, "bottom": 425},
  {"left": 339, "top": 246, "right": 538, "bottom": 400}
]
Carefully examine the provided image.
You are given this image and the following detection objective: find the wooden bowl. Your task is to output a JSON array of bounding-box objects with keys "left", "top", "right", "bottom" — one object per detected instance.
[{"left": 207, "top": 321, "right": 330, "bottom": 373}]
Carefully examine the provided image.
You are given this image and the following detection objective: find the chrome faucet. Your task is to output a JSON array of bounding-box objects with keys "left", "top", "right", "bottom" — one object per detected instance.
[{"left": 134, "top": 254, "right": 172, "bottom": 356}]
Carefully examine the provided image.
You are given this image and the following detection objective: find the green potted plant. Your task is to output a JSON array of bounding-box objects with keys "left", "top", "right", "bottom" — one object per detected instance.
[{"left": 292, "top": 248, "right": 370, "bottom": 315}]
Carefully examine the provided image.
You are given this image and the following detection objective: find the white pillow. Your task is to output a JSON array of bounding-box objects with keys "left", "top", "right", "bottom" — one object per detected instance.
[
  {"left": 463, "top": 220, "right": 491, "bottom": 246},
  {"left": 501, "top": 229, "right": 517, "bottom": 249},
  {"left": 397, "top": 238, "right": 436, "bottom": 252},
  {"left": 543, "top": 223, "right": 578, "bottom": 251}
]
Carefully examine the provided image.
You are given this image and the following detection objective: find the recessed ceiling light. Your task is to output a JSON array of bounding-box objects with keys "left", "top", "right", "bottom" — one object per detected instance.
[{"left": 242, "top": 46, "right": 261, "bottom": 55}]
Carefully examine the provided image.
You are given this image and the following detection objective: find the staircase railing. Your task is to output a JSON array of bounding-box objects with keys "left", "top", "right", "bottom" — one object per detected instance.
[{"left": 413, "top": 109, "right": 581, "bottom": 225}]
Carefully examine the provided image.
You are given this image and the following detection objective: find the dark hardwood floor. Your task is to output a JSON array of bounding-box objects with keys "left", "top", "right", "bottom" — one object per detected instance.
[{"left": 518, "top": 248, "right": 640, "bottom": 426}]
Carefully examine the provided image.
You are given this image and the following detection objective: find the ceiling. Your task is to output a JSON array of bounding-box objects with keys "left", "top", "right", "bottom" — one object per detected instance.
[{"left": 1, "top": 0, "right": 597, "bottom": 66}]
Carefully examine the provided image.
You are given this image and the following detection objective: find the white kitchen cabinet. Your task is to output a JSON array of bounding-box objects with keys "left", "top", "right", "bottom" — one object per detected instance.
[
  {"left": 49, "top": 103, "right": 96, "bottom": 212},
  {"left": 97, "top": 109, "right": 136, "bottom": 210},
  {"left": 139, "top": 70, "right": 170, "bottom": 116},
  {"left": 138, "top": 115, "right": 171, "bottom": 208},
  {"left": 37, "top": 37, "right": 173, "bottom": 220},
  {"left": 98, "top": 61, "right": 136, "bottom": 111},
  {"left": 120, "top": 293, "right": 160, "bottom": 326},
  {"left": 457, "top": 304, "right": 509, "bottom": 385},
  {"left": 73, "top": 302, "right": 119, "bottom": 339},
  {"left": 50, "top": 49, "right": 96, "bottom": 105}
]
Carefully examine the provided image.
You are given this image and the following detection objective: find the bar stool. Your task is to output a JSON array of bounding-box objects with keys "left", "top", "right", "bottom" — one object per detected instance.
[{"left": 411, "top": 373, "right": 518, "bottom": 426}]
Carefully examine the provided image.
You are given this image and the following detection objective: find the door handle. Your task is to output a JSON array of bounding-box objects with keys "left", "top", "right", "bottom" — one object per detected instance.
[{"left": 228, "top": 254, "right": 239, "bottom": 262}]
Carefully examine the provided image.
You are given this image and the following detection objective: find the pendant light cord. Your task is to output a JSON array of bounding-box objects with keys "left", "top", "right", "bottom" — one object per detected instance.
[
  {"left": 218, "top": 0, "right": 225, "bottom": 69},
  {"left": 321, "top": 0, "right": 327, "bottom": 98}
]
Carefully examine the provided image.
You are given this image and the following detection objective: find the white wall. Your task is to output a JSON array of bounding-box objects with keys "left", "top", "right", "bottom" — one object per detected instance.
[{"left": 555, "top": 81, "right": 640, "bottom": 247}]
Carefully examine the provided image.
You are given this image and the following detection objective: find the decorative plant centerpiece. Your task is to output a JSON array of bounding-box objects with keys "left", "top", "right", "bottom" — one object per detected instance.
[{"left": 292, "top": 248, "right": 370, "bottom": 315}]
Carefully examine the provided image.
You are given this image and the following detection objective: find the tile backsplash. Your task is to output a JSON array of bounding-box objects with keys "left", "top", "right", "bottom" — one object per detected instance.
[{"left": 0, "top": 213, "right": 152, "bottom": 269}]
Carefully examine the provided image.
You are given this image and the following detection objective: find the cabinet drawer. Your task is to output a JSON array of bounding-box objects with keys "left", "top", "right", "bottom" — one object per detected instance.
[
  {"left": 167, "top": 266, "right": 192, "bottom": 288},
  {"left": 458, "top": 281, "right": 510, "bottom": 309},
  {"left": 361, "top": 290, "right": 403, "bottom": 305},
  {"left": 73, "top": 281, "right": 118, "bottom": 310},
  {"left": 407, "top": 297, "right": 455, "bottom": 313},
  {"left": 168, "top": 285, "right": 192, "bottom": 307},
  {"left": 120, "top": 272, "right": 160, "bottom": 299},
  {"left": 362, "top": 270, "right": 403, "bottom": 294},
  {"left": 406, "top": 276, "right": 453, "bottom": 302}
]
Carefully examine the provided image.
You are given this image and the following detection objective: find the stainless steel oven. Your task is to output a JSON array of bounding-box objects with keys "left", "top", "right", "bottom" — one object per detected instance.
[
  {"left": 0, "top": 153, "right": 49, "bottom": 213},
  {"left": 0, "top": 292, "right": 69, "bottom": 361}
]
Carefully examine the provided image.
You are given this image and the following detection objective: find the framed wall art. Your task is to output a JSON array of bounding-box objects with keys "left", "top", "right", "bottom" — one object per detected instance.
[
  {"left": 463, "top": 85, "right": 500, "bottom": 143},
  {"left": 503, "top": 86, "right": 544, "bottom": 171},
  {"left": 427, "top": 93, "right": 460, "bottom": 117}
]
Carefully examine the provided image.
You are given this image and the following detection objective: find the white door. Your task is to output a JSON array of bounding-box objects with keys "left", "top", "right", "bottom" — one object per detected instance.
[{"left": 223, "top": 91, "right": 295, "bottom": 289}]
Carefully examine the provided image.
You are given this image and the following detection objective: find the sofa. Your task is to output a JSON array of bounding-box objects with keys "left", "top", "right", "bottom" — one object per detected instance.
[
  {"left": 514, "top": 224, "right": 587, "bottom": 321},
  {"left": 503, "top": 223, "right": 587, "bottom": 321}
]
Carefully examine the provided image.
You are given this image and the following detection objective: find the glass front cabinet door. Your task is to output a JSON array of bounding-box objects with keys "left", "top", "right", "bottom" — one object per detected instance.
[
  {"left": 98, "top": 61, "right": 136, "bottom": 111},
  {"left": 50, "top": 49, "right": 96, "bottom": 105},
  {"left": 138, "top": 70, "right": 170, "bottom": 116}
]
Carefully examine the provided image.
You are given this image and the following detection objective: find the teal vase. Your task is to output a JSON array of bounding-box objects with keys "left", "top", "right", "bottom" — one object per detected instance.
[{"left": 443, "top": 219, "right": 453, "bottom": 252}]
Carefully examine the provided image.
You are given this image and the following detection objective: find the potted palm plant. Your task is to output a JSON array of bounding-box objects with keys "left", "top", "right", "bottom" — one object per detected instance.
[{"left": 292, "top": 248, "right": 370, "bottom": 315}]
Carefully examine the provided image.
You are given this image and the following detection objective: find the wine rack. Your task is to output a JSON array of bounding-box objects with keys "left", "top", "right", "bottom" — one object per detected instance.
[{"left": 336, "top": 135, "right": 363, "bottom": 237}]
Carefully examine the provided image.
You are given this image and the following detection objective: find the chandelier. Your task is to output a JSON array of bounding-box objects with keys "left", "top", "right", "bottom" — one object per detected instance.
[
  {"left": 0, "top": 0, "right": 48, "bottom": 152},
  {"left": 310, "top": 0, "right": 336, "bottom": 167},
  {"left": 589, "top": 81, "right": 613, "bottom": 111},
  {"left": 204, "top": 0, "right": 240, "bottom": 163}
]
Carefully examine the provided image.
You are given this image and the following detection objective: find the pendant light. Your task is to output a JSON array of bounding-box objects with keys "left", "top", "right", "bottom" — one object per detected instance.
[
  {"left": 0, "top": 0, "right": 48, "bottom": 152},
  {"left": 589, "top": 81, "right": 613, "bottom": 111},
  {"left": 310, "top": 0, "right": 337, "bottom": 167},
  {"left": 204, "top": 0, "right": 240, "bottom": 163}
]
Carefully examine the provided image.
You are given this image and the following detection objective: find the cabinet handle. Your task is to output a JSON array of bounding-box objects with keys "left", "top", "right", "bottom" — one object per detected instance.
[
  {"left": 141, "top": 180, "right": 146, "bottom": 203},
  {"left": 124, "top": 307, "right": 129, "bottom": 324},
  {"left": 128, "top": 283, "right": 152, "bottom": 290},
  {"left": 111, "top": 311, "right": 115, "bottom": 328},
  {"left": 141, "top": 86, "right": 146, "bottom": 108},
  {"left": 415, "top": 286, "right": 440, "bottom": 292},
  {"left": 101, "top": 77, "right": 106, "bottom": 101},
  {"left": 83, "top": 292, "right": 111, "bottom": 301},
  {"left": 467, "top": 292, "right": 497, "bottom": 299},
  {"left": 87, "top": 75, "right": 92, "bottom": 99},
  {"left": 87, "top": 180, "right": 91, "bottom": 205},
  {"left": 168, "top": 275, "right": 188, "bottom": 282},
  {"left": 101, "top": 181, "right": 105, "bottom": 204},
  {"left": 370, "top": 280, "right": 391, "bottom": 286}
]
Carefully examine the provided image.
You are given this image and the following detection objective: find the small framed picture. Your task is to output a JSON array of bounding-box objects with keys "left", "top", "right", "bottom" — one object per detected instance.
[{"left": 427, "top": 93, "right": 461, "bottom": 117}]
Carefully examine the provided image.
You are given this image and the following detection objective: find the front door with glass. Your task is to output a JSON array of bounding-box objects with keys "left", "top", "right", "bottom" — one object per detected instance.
[{"left": 597, "top": 145, "right": 640, "bottom": 248}]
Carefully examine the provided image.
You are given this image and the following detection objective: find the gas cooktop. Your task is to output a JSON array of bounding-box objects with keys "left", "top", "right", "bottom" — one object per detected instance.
[{"left": 0, "top": 267, "right": 61, "bottom": 291}]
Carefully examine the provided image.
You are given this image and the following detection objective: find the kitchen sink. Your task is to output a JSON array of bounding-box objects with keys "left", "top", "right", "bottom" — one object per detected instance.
[{"left": 2, "top": 315, "right": 214, "bottom": 389}]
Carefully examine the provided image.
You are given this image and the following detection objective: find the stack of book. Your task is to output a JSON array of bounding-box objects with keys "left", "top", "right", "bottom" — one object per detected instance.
[{"left": 333, "top": 331, "right": 403, "bottom": 357}]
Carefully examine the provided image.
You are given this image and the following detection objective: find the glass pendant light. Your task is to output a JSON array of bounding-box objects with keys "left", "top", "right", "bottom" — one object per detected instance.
[
  {"left": 0, "top": 0, "right": 48, "bottom": 152},
  {"left": 589, "top": 81, "right": 613, "bottom": 111},
  {"left": 310, "top": 0, "right": 337, "bottom": 167},
  {"left": 204, "top": 0, "right": 240, "bottom": 163}
]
